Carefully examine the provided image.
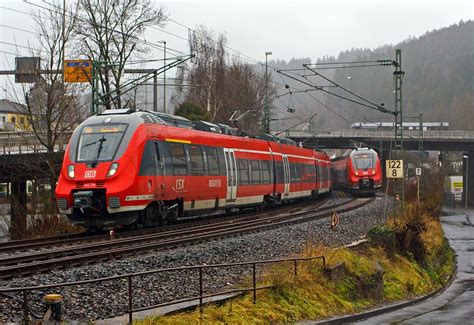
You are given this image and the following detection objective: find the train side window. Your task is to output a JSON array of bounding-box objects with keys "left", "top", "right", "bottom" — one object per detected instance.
[
  {"left": 157, "top": 141, "right": 173, "bottom": 175},
  {"left": 218, "top": 148, "right": 226, "bottom": 175},
  {"left": 290, "top": 163, "right": 296, "bottom": 183},
  {"left": 238, "top": 159, "right": 249, "bottom": 185},
  {"left": 316, "top": 164, "right": 322, "bottom": 183},
  {"left": 309, "top": 163, "right": 316, "bottom": 183},
  {"left": 206, "top": 147, "right": 220, "bottom": 176},
  {"left": 139, "top": 141, "right": 156, "bottom": 176},
  {"left": 170, "top": 143, "right": 187, "bottom": 175},
  {"left": 189, "top": 145, "right": 204, "bottom": 176},
  {"left": 250, "top": 160, "right": 261, "bottom": 185},
  {"left": 261, "top": 160, "right": 271, "bottom": 184},
  {"left": 274, "top": 160, "right": 284, "bottom": 183}
]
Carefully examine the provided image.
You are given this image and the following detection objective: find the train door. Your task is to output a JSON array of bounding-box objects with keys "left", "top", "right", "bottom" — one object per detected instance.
[
  {"left": 153, "top": 142, "right": 162, "bottom": 197},
  {"left": 282, "top": 155, "right": 290, "bottom": 197},
  {"left": 224, "top": 148, "right": 237, "bottom": 202}
]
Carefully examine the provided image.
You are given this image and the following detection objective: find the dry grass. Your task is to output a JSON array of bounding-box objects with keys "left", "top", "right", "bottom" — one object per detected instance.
[{"left": 137, "top": 232, "right": 454, "bottom": 325}]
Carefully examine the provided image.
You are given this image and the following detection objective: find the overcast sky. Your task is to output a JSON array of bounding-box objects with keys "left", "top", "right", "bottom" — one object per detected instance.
[{"left": 1, "top": 0, "right": 473, "bottom": 68}]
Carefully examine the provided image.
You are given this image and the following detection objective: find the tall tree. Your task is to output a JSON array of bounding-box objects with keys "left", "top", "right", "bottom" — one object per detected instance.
[
  {"left": 8, "top": 1, "right": 87, "bottom": 216},
  {"left": 177, "top": 26, "right": 226, "bottom": 120},
  {"left": 175, "top": 27, "right": 274, "bottom": 133},
  {"left": 76, "top": 0, "right": 167, "bottom": 111}
]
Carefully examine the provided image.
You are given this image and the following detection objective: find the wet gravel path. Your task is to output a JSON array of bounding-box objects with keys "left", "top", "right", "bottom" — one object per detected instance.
[{"left": 0, "top": 196, "right": 391, "bottom": 322}]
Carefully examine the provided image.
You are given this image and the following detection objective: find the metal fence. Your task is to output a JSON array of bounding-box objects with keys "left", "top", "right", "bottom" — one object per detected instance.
[
  {"left": 0, "top": 132, "right": 72, "bottom": 155},
  {"left": 286, "top": 129, "right": 474, "bottom": 140},
  {"left": 0, "top": 255, "right": 325, "bottom": 323}
]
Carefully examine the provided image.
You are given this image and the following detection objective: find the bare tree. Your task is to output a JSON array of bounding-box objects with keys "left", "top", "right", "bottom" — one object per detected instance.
[
  {"left": 9, "top": 0, "right": 87, "bottom": 213},
  {"left": 175, "top": 27, "right": 226, "bottom": 120},
  {"left": 175, "top": 27, "right": 275, "bottom": 132},
  {"left": 76, "top": 0, "right": 167, "bottom": 111},
  {"left": 220, "top": 61, "right": 274, "bottom": 132}
]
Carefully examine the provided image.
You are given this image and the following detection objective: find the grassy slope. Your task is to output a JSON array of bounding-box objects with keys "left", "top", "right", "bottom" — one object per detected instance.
[{"left": 138, "top": 215, "right": 454, "bottom": 324}]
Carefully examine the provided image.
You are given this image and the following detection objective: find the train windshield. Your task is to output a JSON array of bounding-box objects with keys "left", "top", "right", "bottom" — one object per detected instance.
[
  {"left": 77, "top": 124, "right": 127, "bottom": 163},
  {"left": 351, "top": 154, "right": 375, "bottom": 170}
]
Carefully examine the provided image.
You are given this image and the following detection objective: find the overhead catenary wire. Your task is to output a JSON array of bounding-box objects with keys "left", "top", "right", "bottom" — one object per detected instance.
[
  {"left": 304, "top": 64, "right": 392, "bottom": 113},
  {"left": 278, "top": 69, "right": 394, "bottom": 115}
]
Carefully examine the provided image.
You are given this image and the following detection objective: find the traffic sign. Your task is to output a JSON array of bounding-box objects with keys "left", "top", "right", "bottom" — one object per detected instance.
[
  {"left": 415, "top": 167, "right": 422, "bottom": 176},
  {"left": 386, "top": 159, "right": 404, "bottom": 179},
  {"left": 64, "top": 60, "right": 92, "bottom": 82}
]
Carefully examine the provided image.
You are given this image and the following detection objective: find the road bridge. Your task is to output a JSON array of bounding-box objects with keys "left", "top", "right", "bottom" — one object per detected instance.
[{"left": 287, "top": 129, "right": 474, "bottom": 206}]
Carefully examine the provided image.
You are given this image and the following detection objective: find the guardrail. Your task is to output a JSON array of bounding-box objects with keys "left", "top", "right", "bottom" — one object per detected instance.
[
  {"left": 0, "top": 132, "right": 72, "bottom": 155},
  {"left": 0, "top": 255, "right": 325, "bottom": 323},
  {"left": 286, "top": 129, "right": 474, "bottom": 139}
]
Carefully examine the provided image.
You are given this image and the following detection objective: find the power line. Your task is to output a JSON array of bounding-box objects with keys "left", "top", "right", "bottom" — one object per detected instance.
[{"left": 26, "top": 1, "right": 185, "bottom": 57}]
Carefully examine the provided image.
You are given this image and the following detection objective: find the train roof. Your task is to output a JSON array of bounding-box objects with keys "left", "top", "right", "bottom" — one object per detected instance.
[{"left": 93, "top": 109, "right": 299, "bottom": 147}]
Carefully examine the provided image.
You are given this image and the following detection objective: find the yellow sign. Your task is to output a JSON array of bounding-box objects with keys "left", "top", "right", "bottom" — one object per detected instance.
[
  {"left": 453, "top": 182, "right": 463, "bottom": 189},
  {"left": 64, "top": 60, "right": 92, "bottom": 83},
  {"left": 386, "top": 159, "right": 404, "bottom": 179}
]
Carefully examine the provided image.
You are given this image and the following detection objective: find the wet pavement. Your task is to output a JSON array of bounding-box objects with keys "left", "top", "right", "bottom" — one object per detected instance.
[{"left": 351, "top": 207, "right": 474, "bottom": 324}]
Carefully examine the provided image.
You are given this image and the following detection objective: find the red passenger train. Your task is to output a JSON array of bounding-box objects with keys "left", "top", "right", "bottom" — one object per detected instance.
[
  {"left": 331, "top": 148, "right": 382, "bottom": 195},
  {"left": 55, "top": 109, "right": 332, "bottom": 229}
]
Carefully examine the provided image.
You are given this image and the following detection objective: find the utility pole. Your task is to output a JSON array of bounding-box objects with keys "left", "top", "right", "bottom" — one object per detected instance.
[
  {"left": 393, "top": 49, "right": 405, "bottom": 214},
  {"left": 61, "top": 0, "right": 66, "bottom": 83},
  {"left": 418, "top": 113, "right": 424, "bottom": 201},
  {"left": 263, "top": 51, "right": 272, "bottom": 133},
  {"left": 163, "top": 41, "right": 167, "bottom": 113}
]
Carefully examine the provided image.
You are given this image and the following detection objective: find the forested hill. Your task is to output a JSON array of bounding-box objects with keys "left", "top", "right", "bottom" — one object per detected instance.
[
  {"left": 271, "top": 21, "right": 473, "bottom": 131},
  {"left": 325, "top": 20, "right": 474, "bottom": 130}
]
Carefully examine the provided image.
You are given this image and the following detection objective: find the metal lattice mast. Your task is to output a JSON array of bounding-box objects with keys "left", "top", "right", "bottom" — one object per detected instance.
[
  {"left": 418, "top": 112, "right": 424, "bottom": 199},
  {"left": 393, "top": 49, "right": 405, "bottom": 210}
]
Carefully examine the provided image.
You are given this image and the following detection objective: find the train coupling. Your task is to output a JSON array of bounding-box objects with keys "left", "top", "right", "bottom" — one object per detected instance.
[{"left": 73, "top": 191, "right": 94, "bottom": 209}]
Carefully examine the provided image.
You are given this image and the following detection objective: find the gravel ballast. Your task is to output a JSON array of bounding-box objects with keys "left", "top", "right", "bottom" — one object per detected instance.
[{"left": 0, "top": 196, "right": 391, "bottom": 322}]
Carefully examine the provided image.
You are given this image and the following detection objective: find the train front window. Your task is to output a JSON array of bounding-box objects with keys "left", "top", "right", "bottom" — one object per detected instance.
[
  {"left": 77, "top": 124, "right": 127, "bottom": 163},
  {"left": 352, "top": 154, "right": 374, "bottom": 170}
]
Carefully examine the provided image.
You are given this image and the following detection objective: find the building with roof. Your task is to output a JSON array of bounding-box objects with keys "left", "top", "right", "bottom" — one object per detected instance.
[{"left": 0, "top": 99, "right": 31, "bottom": 131}]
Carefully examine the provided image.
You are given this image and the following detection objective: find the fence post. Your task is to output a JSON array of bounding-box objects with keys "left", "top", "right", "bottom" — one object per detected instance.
[
  {"left": 294, "top": 259, "right": 298, "bottom": 277},
  {"left": 128, "top": 275, "right": 133, "bottom": 324},
  {"left": 199, "top": 267, "right": 203, "bottom": 313},
  {"left": 252, "top": 263, "right": 256, "bottom": 304},
  {"left": 23, "top": 289, "right": 28, "bottom": 324}
]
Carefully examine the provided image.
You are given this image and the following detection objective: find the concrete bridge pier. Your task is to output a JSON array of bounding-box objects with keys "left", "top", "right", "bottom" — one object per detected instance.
[
  {"left": 463, "top": 151, "right": 474, "bottom": 208},
  {"left": 9, "top": 180, "right": 27, "bottom": 240}
]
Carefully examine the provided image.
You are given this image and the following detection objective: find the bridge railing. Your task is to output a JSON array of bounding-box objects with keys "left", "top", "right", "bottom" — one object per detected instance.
[
  {"left": 0, "top": 131, "right": 72, "bottom": 155},
  {"left": 285, "top": 129, "right": 474, "bottom": 139}
]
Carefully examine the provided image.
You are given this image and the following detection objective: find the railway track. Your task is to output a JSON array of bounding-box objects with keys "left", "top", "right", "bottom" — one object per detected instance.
[
  {"left": 0, "top": 196, "right": 374, "bottom": 279},
  {"left": 0, "top": 196, "right": 330, "bottom": 255}
]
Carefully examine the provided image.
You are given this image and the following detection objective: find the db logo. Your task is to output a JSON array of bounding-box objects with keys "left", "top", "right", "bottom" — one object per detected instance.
[
  {"left": 84, "top": 170, "right": 96, "bottom": 178},
  {"left": 175, "top": 179, "right": 185, "bottom": 191}
]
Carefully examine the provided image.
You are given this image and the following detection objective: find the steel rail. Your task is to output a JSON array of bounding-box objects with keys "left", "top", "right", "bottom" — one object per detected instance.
[
  {"left": 0, "top": 197, "right": 328, "bottom": 254},
  {"left": 0, "top": 198, "right": 333, "bottom": 266},
  {"left": 0, "top": 197, "right": 373, "bottom": 279}
]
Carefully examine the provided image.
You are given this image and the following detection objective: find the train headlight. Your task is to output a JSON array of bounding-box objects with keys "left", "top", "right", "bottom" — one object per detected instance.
[
  {"left": 107, "top": 162, "right": 119, "bottom": 177},
  {"left": 354, "top": 170, "right": 359, "bottom": 176},
  {"left": 373, "top": 170, "right": 376, "bottom": 175},
  {"left": 67, "top": 165, "right": 75, "bottom": 178}
]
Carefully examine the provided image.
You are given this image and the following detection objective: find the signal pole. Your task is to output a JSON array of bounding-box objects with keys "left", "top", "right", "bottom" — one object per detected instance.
[
  {"left": 393, "top": 49, "right": 405, "bottom": 213},
  {"left": 263, "top": 51, "right": 272, "bottom": 133}
]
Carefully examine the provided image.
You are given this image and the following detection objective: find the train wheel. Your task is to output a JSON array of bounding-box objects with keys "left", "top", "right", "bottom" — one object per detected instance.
[
  {"left": 165, "top": 200, "right": 181, "bottom": 225},
  {"left": 140, "top": 204, "right": 160, "bottom": 228}
]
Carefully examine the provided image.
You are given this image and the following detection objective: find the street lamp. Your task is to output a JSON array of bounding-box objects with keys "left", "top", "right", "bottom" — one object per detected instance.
[
  {"left": 463, "top": 155, "right": 469, "bottom": 209},
  {"left": 264, "top": 51, "right": 272, "bottom": 133}
]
